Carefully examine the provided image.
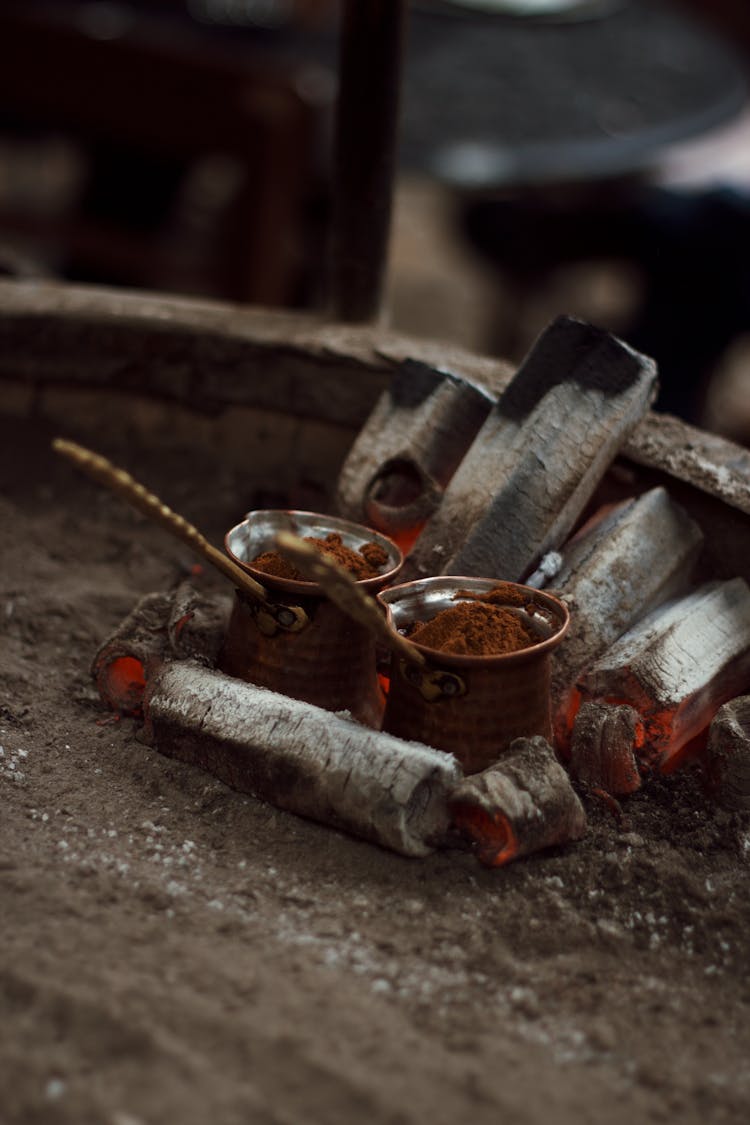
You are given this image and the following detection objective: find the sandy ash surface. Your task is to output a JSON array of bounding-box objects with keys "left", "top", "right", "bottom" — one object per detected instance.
[{"left": 2, "top": 415, "right": 750, "bottom": 1125}]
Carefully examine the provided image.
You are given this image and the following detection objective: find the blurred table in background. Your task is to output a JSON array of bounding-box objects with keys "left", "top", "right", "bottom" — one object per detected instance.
[
  {"left": 401, "top": 0, "right": 747, "bottom": 189},
  {"left": 397, "top": 0, "right": 750, "bottom": 424}
]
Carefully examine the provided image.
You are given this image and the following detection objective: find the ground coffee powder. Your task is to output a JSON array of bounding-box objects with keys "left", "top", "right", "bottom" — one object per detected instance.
[
  {"left": 252, "top": 533, "right": 388, "bottom": 582},
  {"left": 407, "top": 590, "right": 538, "bottom": 656}
]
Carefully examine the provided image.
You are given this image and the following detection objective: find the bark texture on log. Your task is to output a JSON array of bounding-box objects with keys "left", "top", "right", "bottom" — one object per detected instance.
[
  {"left": 551, "top": 487, "right": 703, "bottom": 725},
  {"left": 623, "top": 411, "right": 750, "bottom": 517},
  {"left": 705, "top": 696, "right": 750, "bottom": 811},
  {"left": 449, "top": 736, "right": 587, "bottom": 867},
  {"left": 577, "top": 579, "right": 750, "bottom": 774},
  {"left": 570, "top": 702, "right": 643, "bottom": 796},
  {"left": 143, "top": 661, "right": 463, "bottom": 857},
  {"left": 404, "top": 316, "right": 658, "bottom": 583}
]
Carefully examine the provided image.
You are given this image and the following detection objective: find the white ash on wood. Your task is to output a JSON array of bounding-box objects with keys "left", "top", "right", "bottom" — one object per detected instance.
[
  {"left": 142, "top": 660, "right": 463, "bottom": 857},
  {"left": 449, "top": 736, "right": 587, "bottom": 867},
  {"left": 550, "top": 487, "right": 703, "bottom": 740},
  {"left": 705, "top": 697, "right": 750, "bottom": 811},
  {"left": 166, "top": 584, "right": 232, "bottom": 660},
  {"left": 403, "top": 316, "right": 658, "bottom": 583},
  {"left": 577, "top": 579, "right": 750, "bottom": 775},
  {"left": 335, "top": 359, "right": 495, "bottom": 538},
  {"left": 570, "top": 702, "right": 644, "bottom": 796}
]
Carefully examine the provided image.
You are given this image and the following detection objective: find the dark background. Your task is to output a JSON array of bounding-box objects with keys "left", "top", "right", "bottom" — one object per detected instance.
[{"left": 1, "top": 0, "right": 750, "bottom": 428}]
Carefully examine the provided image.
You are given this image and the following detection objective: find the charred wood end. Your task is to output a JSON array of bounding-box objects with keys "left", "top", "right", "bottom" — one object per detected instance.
[
  {"left": 92, "top": 585, "right": 229, "bottom": 714},
  {"left": 498, "top": 316, "right": 658, "bottom": 424},
  {"left": 577, "top": 579, "right": 750, "bottom": 775},
  {"left": 570, "top": 701, "right": 643, "bottom": 796},
  {"left": 449, "top": 735, "right": 587, "bottom": 867},
  {"left": 91, "top": 592, "right": 173, "bottom": 714},
  {"left": 336, "top": 357, "right": 494, "bottom": 539},
  {"left": 705, "top": 696, "right": 750, "bottom": 811}
]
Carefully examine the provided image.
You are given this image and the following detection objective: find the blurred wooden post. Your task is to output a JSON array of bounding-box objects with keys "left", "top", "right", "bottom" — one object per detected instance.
[{"left": 329, "top": 0, "right": 407, "bottom": 322}]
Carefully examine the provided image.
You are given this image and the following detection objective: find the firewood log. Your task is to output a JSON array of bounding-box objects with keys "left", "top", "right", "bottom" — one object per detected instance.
[{"left": 143, "top": 660, "right": 463, "bottom": 857}]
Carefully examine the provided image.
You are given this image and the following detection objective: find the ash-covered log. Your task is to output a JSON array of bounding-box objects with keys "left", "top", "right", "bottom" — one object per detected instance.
[
  {"left": 403, "top": 316, "right": 658, "bottom": 582},
  {"left": 92, "top": 583, "right": 229, "bottom": 714},
  {"left": 143, "top": 660, "right": 462, "bottom": 857},
  {"left": 705, "top": 696, "right": 750, "bottom": 811},
  {"left": 569, "top": 701, "right": 644, "bottom": 796},
  {"left": 550, "top": 487, "right": 703, "bottom": 744},
  {"left": 335, "top": 359, "right": 494, "bottom": 548},
  {"left": 577, "top": 579, "right": 750, "bottom": 775},
  {"left": 449, "top": 736, "right": 587, "bottom": 867}
]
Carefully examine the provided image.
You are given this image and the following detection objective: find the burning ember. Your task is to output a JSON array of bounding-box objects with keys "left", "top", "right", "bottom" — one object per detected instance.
[
  {"left": 58, "top": 314, "right": 750, "bottom": 868},
  {"left": 450, "top": 737, "right": 587, "bottom": 867}
]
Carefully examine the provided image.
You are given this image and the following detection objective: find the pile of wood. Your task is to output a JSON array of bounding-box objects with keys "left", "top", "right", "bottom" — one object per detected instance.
[
  {"left": 339, "top": 314, "right": 750, "bottom": 802},
  {"left": 93, "top": 315, "right": 750, "bottom": 866}
]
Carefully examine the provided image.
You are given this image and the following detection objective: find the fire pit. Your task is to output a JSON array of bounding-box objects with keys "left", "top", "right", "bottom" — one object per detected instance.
[
  {"left": 4, "top": 0, "right": 750, "bottom": 1108},
  {"left": 5, "top": 279, "right": 750, "bottom": 1123},
  {"left": 6, "top": 280, "right": 750, "bottom": 869}
]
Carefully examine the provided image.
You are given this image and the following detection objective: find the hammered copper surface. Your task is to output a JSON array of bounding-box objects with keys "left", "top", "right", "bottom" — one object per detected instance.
[
  {"left": 220, "top": 510, "right": 403, "bottom": 727},
  {"left": 379, "top": 577, "right": 569, "bottom": 773}
]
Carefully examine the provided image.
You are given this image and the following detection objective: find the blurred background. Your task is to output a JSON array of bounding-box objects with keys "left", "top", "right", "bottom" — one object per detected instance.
[{"left": 2, "top": 0, "right": 750, "bottom": 436}]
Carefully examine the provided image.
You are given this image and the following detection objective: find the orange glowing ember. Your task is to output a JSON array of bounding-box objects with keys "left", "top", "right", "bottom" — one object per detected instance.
[
  {"left": 451, "top": 803, "right": 519, "bottom": 867},
  {"left": 554, "top": 686, "right": 583, "bottom": 760},
  {"left": 387, "top": 521, "right": 425, "bottom": 555},
  {"left": 617, "top": 699, "right": 711, "bottom": 777},
  {"left": 98, "top": 656, "right": 146, "bottom": 715},
  {"left": 171, "top": 612, "right": 194, "bottom": 642}
]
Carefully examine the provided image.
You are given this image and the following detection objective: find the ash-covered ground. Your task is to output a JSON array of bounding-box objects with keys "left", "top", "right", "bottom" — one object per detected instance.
[{"left": 2, "top": 415, "right": 749, "bottom": 1125}]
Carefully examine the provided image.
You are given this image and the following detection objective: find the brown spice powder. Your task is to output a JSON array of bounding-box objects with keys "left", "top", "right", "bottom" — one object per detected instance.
[
  {"left": 252, "top": 532, "right": 387, "bottom": 582},
  {"left": 408, "top": 600, "right": 538, "bottom": 656},
  {"left": 456, "top": 581, "right": 531, "bottom": 609},
  {"left": 358, "top": 541, "right": 389, "bottom": 570}
]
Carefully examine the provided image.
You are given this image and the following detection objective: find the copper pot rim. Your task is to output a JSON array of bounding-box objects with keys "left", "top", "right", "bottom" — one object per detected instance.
[
  {"left": 224, "top": 509, "right": 404, "bottom": 597},
  {"left": 378, "top": 575, "right": 570, "bottom": 667}
]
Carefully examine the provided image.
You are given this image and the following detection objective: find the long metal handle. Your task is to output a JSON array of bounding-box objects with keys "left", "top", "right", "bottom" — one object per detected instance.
[{"left": 276, "top": 530, "right": 425, "bottom": 666}]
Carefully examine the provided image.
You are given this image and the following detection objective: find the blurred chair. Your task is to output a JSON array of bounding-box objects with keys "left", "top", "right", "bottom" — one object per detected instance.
[{"left": 0, "top": 1, "right": 334, "bottom": 305}]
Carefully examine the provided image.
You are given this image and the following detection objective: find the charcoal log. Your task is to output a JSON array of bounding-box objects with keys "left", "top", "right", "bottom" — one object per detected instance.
[
  {"left": 449, "top": 736, "right": 587, "bottom": 867},
  {"left": 577, "top": 579, "right": 750, "bottom": 774},
  {"left": 550, "top": 487, "right": 703, "bottom": 746},
  {"left": 404, "top": 316, "right": 658, "bottom": 582},
  {"left": 570, "top": 702, "right": 643, "bottom": 796},
  {"left": 143, "top": 660, "right": 462, "bottom": 857},
  {"left": 705, "top": 696, "right": 750, "bottom": 811},
  {"left": 335, "top": 359, "right": 494, "bottom": 542}
]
